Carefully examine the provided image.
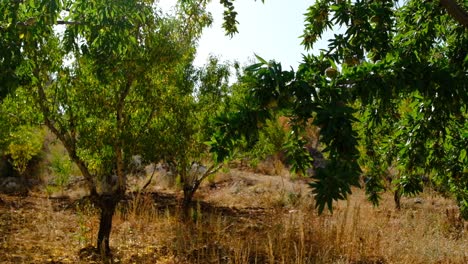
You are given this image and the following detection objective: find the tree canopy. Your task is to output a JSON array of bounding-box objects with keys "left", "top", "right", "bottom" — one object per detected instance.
[
  {"left": 1, "top": 0, "right": 467, "bottom": 257},
  {"left": 299, "top": 0, "right": 467, "bottom": 216},
  {"left": 210, "top": 0, "right": 467, "bottom": 216},
  {"left": 1, "top": 0, "right": 213, "bottom": 255}
]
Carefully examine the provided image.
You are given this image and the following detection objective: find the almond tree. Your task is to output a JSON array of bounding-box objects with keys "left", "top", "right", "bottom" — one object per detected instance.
[
  {"left": 1, "top": 0, "right": 211, "bottom": 255},
  {"left": 150, "top": 56, "right": 231, "bottom": 217}
]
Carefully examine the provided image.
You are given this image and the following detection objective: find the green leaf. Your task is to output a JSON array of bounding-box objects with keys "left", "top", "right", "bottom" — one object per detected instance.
[{"left": 254, "top": 54, "right": 268, "bottom": 64}]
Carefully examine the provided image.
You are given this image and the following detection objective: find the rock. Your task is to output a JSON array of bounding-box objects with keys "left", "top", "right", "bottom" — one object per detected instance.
[
  {"left": 0, "top": 177, "right": 27, "bottom": 194},
  {"left": 190, "top": 162, "right": 207, "bottom": 177},
  {"left": 306, "top": 147, "right": 327, "bottom": 177}
]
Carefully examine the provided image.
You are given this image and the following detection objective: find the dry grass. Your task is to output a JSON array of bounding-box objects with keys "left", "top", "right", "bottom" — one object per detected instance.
[{"left": 0, "top": 170, "right": 467, "bottom": 264}]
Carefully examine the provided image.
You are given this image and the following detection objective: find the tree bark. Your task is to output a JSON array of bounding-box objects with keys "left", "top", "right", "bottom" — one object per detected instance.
[
  {"left": 182, "top": 186, "right": 195, "bottom": 220},
  {"left": 181, "top": 164, "right": 222, "bottom": 220},
  {"left": 96, "top": 195, "right": 119, "bottom": 256},
  {"left": 394, "top": 190, "right": 401, "bottom": 210}
]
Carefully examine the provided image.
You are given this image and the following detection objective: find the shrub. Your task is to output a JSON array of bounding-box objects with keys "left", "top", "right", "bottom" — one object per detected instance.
[{"left": 4, "top": 126, "right": 44, "bottom": 176}]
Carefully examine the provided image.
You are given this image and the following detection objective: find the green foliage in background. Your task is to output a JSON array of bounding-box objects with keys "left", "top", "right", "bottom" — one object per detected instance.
[
  {"left": 248, "top": 118, "right": 288, "bottom": 167},
  {"left": 4, "top": 126, "right": 44, "bottom": 176},
  {"left": 147, "top": 56, "right": 231, "bottom": 208},
  {"left": 50, "top": 152, "right": 72, "bottom": 190},
  {"left": 0, "top": 87, "right": 43, "bottom": 176},
  {"left": 0, "top": 0, "right": 214, "bottom": 254}
]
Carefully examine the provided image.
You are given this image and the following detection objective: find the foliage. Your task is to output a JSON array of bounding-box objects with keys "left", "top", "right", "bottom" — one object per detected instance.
[
  {"left": 218, "top": 0, "right": 265, "bottom": 36},
  {"left": 211, "top": 54, "right": 362, "bottom": 213},
  {"left": 49, "top": 152, "right": 73, "bottom": 191},
  {"left": 149, "top": 56, "right": 231, "bottom": 209},
  {"left": 247, "top": 117, "right": 288, "bottom": 167},
  {"left": 0, "top": 0, "right": 28, "bottom": 100},
  {"left": 211, "top": 0, "right": 468, "bottom": 216},
  {"left": 4, "top": 126, "right": 44, "bottom": 176},
  {"left": 282, "top": 132, "right": 312, "bottom": 177},
  {"left": 0, "top": 87, "right": 43, "bottom": 176},
  {"left": 0, "top": 0, "right": 213, "bottom": 254},
  {"left": 304, "top": 0, "right": 467, "bottom": 216}
]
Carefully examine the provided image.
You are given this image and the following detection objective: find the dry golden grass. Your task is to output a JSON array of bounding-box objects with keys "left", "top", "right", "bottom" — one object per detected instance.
[{"left": 1, "top": 171, "right": 467, "bottom": 264}]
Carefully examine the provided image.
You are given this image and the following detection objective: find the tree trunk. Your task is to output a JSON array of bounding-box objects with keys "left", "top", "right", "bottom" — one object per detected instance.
[
  {"left": 394, "top": 190, "right": 401, "bottom": 210},
  {"left": 96, "top": 195, "right": 119, "bottom": 256},
  {"left": 182, "top": 186, "right": 194, "bottom": 219}
]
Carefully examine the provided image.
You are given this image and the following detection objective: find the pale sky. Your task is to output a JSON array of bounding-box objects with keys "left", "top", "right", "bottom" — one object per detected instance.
[{"left": 160, "top": 0, "right": 329, "bottom": 69}]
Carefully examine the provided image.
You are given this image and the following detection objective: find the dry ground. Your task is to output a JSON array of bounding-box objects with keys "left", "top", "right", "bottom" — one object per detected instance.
[{"left": 1, "top": 169, "right": 467, "bottom": 263}]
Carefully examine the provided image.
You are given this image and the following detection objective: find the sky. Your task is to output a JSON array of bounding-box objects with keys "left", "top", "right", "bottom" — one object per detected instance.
[{"left": 160, "top": 0, "right": 329, "bottom": 69}]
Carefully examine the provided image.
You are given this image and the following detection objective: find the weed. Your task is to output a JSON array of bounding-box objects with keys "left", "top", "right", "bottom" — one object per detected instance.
[{"left": 49, "top": 153, "right": 72, "bottom": 193}]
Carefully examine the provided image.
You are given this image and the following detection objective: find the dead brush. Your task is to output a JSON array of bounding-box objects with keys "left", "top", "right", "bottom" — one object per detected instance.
[
  {"left": 4, "top": 178, "right": 468, "bottom": 263},
  {"left": 443, "top": 207, "right": 465, "bottom": 239},
  {"left": 133, "top": 188, "right": 466, "bottom": 264},
  {"left": 119, "top": 192, "right": 158, "bottom": 222}
]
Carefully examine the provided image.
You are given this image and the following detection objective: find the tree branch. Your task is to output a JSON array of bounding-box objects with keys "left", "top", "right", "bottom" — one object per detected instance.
[
  {"left": 56, "top": 20, "right": 82, "bottom": 25},
  {"left": 114, "top": 76, "right": 134, "bottom": 193},
  {"left": 440, "top": 0, "right": 468, "bottom": 28},
  {"left": 37, "top": 80, "right": 97, "bottom": 196}
]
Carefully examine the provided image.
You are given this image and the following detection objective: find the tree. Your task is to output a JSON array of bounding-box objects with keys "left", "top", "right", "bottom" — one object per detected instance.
[
  {"left": 299, "top": 0, "right": 467, "bottom": 217},
  {"left": 211, "top": 55, "right": 360, "bottom": 213},
  {"left": 2, "top": 0, "right": 211, "bottom": 256},
  {"left": 0, "top": 0, "right": 27, "bottom": 101},
  {"left": 212, "top": 0, "right": 468, "bottom": 217},
  {"left": 146, "top": 56, "right": 231, "bottom": 218}
]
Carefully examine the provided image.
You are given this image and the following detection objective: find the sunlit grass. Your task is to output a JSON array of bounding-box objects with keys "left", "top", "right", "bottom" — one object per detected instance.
[{"left": 0, "top": 173, "right": 467, "bottom": 263}]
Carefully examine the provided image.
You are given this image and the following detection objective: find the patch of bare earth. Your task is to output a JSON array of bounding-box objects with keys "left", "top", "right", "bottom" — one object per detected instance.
[{"left": 0, "top": 168, "right": 467, "bottom": 263}]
